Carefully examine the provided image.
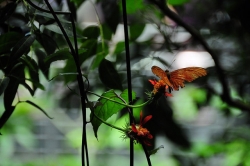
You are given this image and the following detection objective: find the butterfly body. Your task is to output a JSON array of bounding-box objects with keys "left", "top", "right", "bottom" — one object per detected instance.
[{"left": 151, "top": 66, "right": 207, "bottom": 90}]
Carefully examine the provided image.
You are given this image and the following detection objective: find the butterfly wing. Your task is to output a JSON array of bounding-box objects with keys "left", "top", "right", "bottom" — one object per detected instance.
[
  {"left": 169, "top": 67, "right": 207, "bottom": 90},
  {"left": 151, "top": 66, "right": 173, "bottom": 87}
]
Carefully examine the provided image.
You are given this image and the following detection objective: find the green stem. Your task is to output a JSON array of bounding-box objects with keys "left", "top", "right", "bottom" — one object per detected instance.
[
  {"left": 93, "top": 112, "right": 125, "bottom": 132},
  {"left": 87, "top": 91, "right": 153, "bottom": 108}
]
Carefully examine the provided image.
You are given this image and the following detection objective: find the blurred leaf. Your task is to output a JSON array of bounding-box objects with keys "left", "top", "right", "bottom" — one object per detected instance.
[
  {"left": 0, "top": 32, "right": 23, "bottom": 54},
  {"left": 4, "top": 63, "right": 24, "bottom": 109},
  {"left": 102, "top": 24, "right": 113, "bottom": 40},
  {"left": 91, "top": 89, "right": 136, "bottom": 138},
  {"left": 0, "top": 106, "right": 15, "bottom": 130},
  {"left": 24, "top": 100, "right": 52, "bottom": 119},
  {"left": 69, "top": 0, "right": 85, "bottom": 7},
  {"left": 100, "top": 0, "right": 120, "bottom": 32},
  {"left": 82, "top": 26, "right": 100, "bottom": 39},
  {"left": 20, "top": 55, "right": 38, "bottom": 72},
  {"left": 0, "top": 2, "right": 17, "bottom": 22},
  {"left": 91, "top": 43, "right": 108, "bottom": 69},
  {"left": 98, "top": 59, "right": 123, "bottom": 90},
  {"left": 35, "top": 31, "right": 58, "bottom": 55},
  {"left": 9, "top": 34, "right": 36, "bottom": 67},
  {"left": 148, "top": 145, "right": 164, "bottom": 156},
  {"left": 44, "top": 48, "right": 72, "bottom": 65},
  {"left": 168, "top": 0, "right": 190, "bottom": 5},
  {"left": 0, "top": 77, "right": 10, "bottom": 96},
  {"left": 34, "top": 49, "right": 50, "bottom": 79},
  {"left": 113, "top": 41, "right": 125, "bottom": 54},
  {"left": 124, "top": 0, "right": 144, "bottom": 14},
  {"left": 130, "top": 24, "right": 145, "bottom": 41},
  {"left": 0, "top": 54, "right": 9, "bottom": 70}
]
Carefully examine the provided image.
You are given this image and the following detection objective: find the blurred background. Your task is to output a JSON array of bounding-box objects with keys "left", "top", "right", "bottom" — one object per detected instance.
[{"left": 1, "top": 0, "right": 250, "bottom": 165}]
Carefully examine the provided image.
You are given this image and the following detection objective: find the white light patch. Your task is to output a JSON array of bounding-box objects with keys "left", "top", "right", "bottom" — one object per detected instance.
[{"left": 172, "top": 51, "right": 215, "bottom": 69}]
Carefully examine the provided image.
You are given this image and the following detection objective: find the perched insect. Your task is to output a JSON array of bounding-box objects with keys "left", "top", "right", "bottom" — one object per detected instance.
[{"left": 151, "top": 66, "right": 207, "bottom": 91}]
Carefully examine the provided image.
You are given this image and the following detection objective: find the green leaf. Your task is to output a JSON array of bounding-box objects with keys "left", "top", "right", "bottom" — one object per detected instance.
[
  {"left": 35, "top": 31, "right": 58, "bottom": 55},
  {"left": 34, "top": 49, "right": 50, "bottom": 79},
  {"left": 123, "top": 0, "right": 144, "bottom": 14},
  {"left": 91, "top": 43, "right": 108, "bottom": 69},
  {"left": 0, "top": 32, "right": 23, "bottom": 54},
  {"left": 15, "top": 55, "right": 41, "bottom": 94},
  {"left": 148, "top": 145, "right": 164, "bottom": 156},
  {"left": 98, "top": 59, "right": 123, "bottom": 90},
  {"left": 82, "top": 26, "right": 100, "bottom": 39},
  {"left": 25, "top": 100, "right": 52, "bottom": 119},
  {"left": 113, "top": 41, "right": 125, "bottom": 54},
  {"left": 168, "top": 0, "right": 190, "bottom": 5},
  {"left": 4, "top": 63, "right": 24, "bottom": 109},
  {"left": 0, "top": 106, "right": 15, "bottom": 130},
  {"left": 20, "top": 55, "right": 38, "bottom": 72},
  {"left": 44, "top": 48, "right": 72, "bottom": 65},
  {"left": 130, "top": 24, "right": 145, "bottom": 41},
  {"left": 9, "top": 34, "right": 36, "bottom": 66},
  {"left": 0, "top": 77, "right": 10, "bottom": 96},
  {"left": 91, "top": 89, "right": 136, "bottom": 138}
]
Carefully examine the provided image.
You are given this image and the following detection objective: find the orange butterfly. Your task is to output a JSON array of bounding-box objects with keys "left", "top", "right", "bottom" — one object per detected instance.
[{"left": 151, "top": 66, "right": 207, "bottom": 90}]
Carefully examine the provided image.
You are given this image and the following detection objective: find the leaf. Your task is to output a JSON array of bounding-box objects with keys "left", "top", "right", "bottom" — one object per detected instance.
[
  {"left": 98, "top": 59, "right": 123, "bottom": 90},
  {"left": 91, "top": 89, "right": 136, "bottom": 138},
  {"left": 122, "top": 0, "right": 144, "bottom": 14},
  {"left": 91, "top": 43, "right": 108, "bottom": 69},
  {"left": 0, "top": 77, "right": 10, "bottom": 96},
  {"left": 82, "top": 26, "right": 100, "bottom": 39},
  {"left": 25, "top": 100, "right": 53, "bottom": 119},
  {"left": 9, "top": 34, "right": 36, "bottom": 67},
  {"left": 113, "top": 41, "right": 125, "bottom": 54},
  {"left": 130, "top": 24, "right": 145, "bottom": 41},
  {"left": 34, "top": 31, "right": 58, "bottom": 55},
  {"left": 44, "top": 48, "right": 72, "bottom": 65},
  {"left": 34, "top": 49, "right": 50, "bottom": 79},
  {"left": 4, "top": 63, "right": 24, "bottom": 109},
  {"left": 148, "top": 145, "right": 164, "bottom": 156},
  {"left": 0, "top": 106, "right": 15, "bottom": 130},
  {"left": 23, "top": 58, "right": 40, "bottom": 91},
  {"left": 168, "top": 0, "right": 190, "bottom": 5},
  {"left": 0, "top": 32, "right": 23, "bottom": 54}
]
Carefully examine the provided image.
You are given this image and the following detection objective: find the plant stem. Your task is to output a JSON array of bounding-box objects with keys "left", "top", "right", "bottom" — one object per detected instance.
[
  {"left": 42, "top": 1, "right": 89, "bottom": 166},
  {"left": 87, "top": 91, "right": 153, "bottom": 108},
  {"left": 121, "top": 0, "right": 134, "bottom": 165}
]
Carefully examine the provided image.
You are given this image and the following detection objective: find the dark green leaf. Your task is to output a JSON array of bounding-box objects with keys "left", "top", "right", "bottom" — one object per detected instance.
[
  {"left": 0, "top": 106, "right": 15, "bottom": 130},
  {"left": 148, "top": 145, "right": 164, "bottom": 156},
  {"left": 4, "top": 63, "right": 24, "bottom": 109},
  {"left": 0, "top": 54, "right": 9, "bottom": 70},
  {"left": 168, "top": 0, "right": 190, "bottom": 5},
  {"left": 20, "top": 55, "right": 38, "bottom": 72},
  {"left": 101, "top": 0, "right": 120, "bottom": 32},
  {"left": 69, "top": 0, "right": 85, "bottom": 7},
  {"left": 91, "top": 43, "right": 108, "bottom": 69},
  {"left": 98, "top": 59, "right": 123, "bottom": 90},
  {"left": 34, "top": 49, "right": 50, "bottom": 79},
  {"left": 91, "top": 89, "right": 136, "bottom": 138},
  {"left": 123, "top": 0, "right": 144, "bottom": 14},
  {"left": 35, "top": 31, "right": 58, "bottom": 55},
  {"left": 20, "top": 55, "right": 40, "bottom": 91},
  {"left": 25, "top": 100, "right": 53, "bottom": 119},
  {"left": 130, "top": 24, "right": 145, "bottom": 41},
  {"left": 113, "top": 41, "right": 125, "bottom": 54},
  {"left": 82, "top": 26, "right": 100, "bottom": 39},
  {"left": 0, "top": 77, "right": 10, "bottom": 96},
  {"left": 0, "top": 32, "right": 23, "bottom": 54},
  {"left": 44, "top": 48, "right": 72, "bottom": 65},
  {"left": 9, "top": 34, "right": 36, "bottom": 67}
]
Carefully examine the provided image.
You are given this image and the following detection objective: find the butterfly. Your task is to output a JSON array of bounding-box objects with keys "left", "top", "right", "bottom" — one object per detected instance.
[{"left": 151, "top": 66, "right": 207, "bottom": 90}]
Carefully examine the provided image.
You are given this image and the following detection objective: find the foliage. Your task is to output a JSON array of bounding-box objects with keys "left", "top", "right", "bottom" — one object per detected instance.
[{"left": 1, "top": 0, "right": 250, "bottom": 166}]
